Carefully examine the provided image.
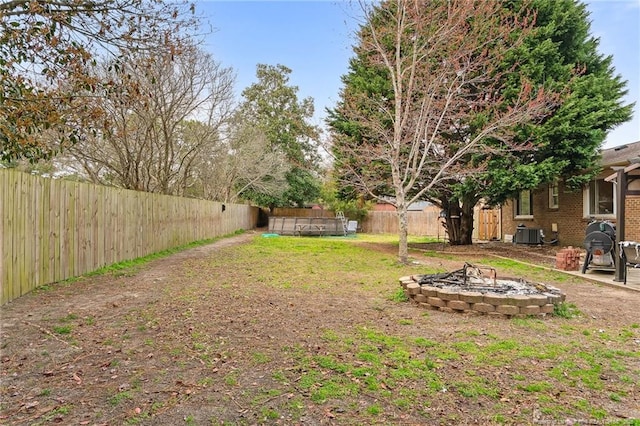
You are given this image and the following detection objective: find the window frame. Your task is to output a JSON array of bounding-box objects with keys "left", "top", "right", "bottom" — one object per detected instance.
[
  {"left": 548, "top": 182, "right": 559, "bottom": 209},
  {"left": 515, "top": 189, "right": 533, "bottom": 219},
  {"left": 583, "top": 178, "right": 616, "bottom": 219}
]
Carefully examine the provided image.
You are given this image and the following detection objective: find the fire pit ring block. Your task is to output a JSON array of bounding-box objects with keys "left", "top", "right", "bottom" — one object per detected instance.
[{"left": 399, "top": 264, "right": 566, "bottom": 318}]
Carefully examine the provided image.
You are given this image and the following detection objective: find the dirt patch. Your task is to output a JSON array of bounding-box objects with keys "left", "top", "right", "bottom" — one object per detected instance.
[
  {"left": 410, "top": 240, "right": 565, "bottom": 269},
  {"left": 1, "top": 233, "right": 639, "bottom": 425}
]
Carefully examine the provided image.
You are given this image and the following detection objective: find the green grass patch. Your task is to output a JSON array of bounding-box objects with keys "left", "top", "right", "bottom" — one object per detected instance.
[
  {"left": 231, "top": 235, "right": 426, "bottom": 291},
  {"left": 109, "top": 390, "right": 133, "bottom": 406},
  {"left": 554, "top": 302, "right": 581, "bottom": 319},
  {"left": 389, "top": 287, "right": 409, "bottom": 302},
  {"left": 313, "top": 355, "right": 349, "bottom": 373},
  {"left": 519, "top": 381, "right": 553, "bottom": 393},
  {"left": 60, "top": 313, "right": 78, "bottom": 322},
  {"left": 224, "top": 371, "right": 238, "bottom": 386},
  {"left": 260, "top": 407, "right": 280, "bottom": 420},
  {"left": 53, "top": 325, "right": 73, "bottom": 335},
  {"left": 251, "top": 351, "right": 271, "bottom": 365},
  {"left": 88, "top": 230, "right": 245, "bottom": 278},
  {"left": 511, "top": 317, "right": 548, "bottom": 331},
  {"left": 454, "top": 376, "right": 500, "bottom": 399},
  {"left": 366, "top": 404, "right": 383, "bottom": 415}
]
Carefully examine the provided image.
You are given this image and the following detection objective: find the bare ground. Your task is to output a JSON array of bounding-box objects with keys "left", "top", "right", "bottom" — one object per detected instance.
[{"left": 1, "top": 232, "right": 639, "bottom": 425}]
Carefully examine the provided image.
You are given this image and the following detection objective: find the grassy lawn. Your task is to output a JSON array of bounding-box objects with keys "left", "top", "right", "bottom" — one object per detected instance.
[
  {"left": 2, "top": 233, "right": 639, "bottom": 425},
  {"left": 189, "top": 234, "right": 639, "bottom": 424}
]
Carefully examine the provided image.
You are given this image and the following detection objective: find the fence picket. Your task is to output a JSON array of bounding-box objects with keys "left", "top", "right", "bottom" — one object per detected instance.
[{"left": 1, "top": 169, "right": 259, "bottom": 305}]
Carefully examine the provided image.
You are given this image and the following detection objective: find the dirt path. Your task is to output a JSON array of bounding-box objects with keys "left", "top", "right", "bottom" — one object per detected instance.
[{"left": 1, "top": 233, "right": 639, "bottom": 425}]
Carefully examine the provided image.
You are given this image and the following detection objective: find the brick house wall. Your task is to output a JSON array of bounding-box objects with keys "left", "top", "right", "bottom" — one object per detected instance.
[
  {"left": 501, "top": 181, "right": 587, "bottom": 247},
  {"left": 502, "top": 181, "right": 640, "bottom": 247},
  {"left": 626, "top": 195, "right": 640, "bottom": 242},
  {"left": 501, "top": 142, "right": 640, "bottom": 247}
]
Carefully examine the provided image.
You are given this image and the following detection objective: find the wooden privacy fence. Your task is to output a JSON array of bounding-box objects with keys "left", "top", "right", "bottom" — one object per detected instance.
[
  {"left": 271, "top": 207, "right": 334, "bottom": 218},
  {"left": 273, "top": 206, "right": 500, "bottom": 241},
  {"left": 360, "top": 209, "right": 444, "bottom": 237},
  {"left": 362, "top": 208, "right": 499, "bottom": 240},
  {"left": 0, "top": 169, "right": 259, "bottom": 305}
]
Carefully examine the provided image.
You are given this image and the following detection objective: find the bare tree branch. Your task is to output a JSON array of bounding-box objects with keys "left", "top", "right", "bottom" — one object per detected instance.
[{"left": 330, "top": 0, "right": 558, "bottom": 262}]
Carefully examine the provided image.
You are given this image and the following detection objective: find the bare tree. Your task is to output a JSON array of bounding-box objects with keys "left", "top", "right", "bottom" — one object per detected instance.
[
  {"left": 329, "top": 0, "right": 558, "bottom": 262},
  {"left": 1, "top": 0, "right": 197, "bottom": 162},
  {"left": 63, "top": 44, "right": 236, "bottom": 194},
  {"left": 193, "top": 118, "right": 290, "bottom": 203}
]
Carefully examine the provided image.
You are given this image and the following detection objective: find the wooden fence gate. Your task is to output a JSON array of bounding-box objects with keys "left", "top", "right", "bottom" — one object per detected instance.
[{"left": 477, "top": 208, "right": 500, "bottom": 241}]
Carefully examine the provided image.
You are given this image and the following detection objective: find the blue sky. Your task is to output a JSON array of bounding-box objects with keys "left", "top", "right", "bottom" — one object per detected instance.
[{"left": 198, "top": 0, "right": 639, "bottom": 149}]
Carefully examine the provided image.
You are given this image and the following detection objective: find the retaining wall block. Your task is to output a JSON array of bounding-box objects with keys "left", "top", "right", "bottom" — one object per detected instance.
[
  {"left": 437, "top": 289, "right": 460, "bottom": 301},
  {"left": 471, "top": 302, "right": 495, "bottom": 313},
  {"left": 483, "top": 293, "right": 508, "bottom": 305},
  {"left": 413, "top": 294, "right": 427, "bottom": 303},
  {"left": 406, "top": 283, "right": 421, "bottom": 295},
  {"left": 427, "top": 297, "right": 446, "bottom": 308},
  {"left": 545, "top": 294, "right": 563, "bottom": 304},
  {"left": 528, "top": 294, "right": 549, "bottom": 306},
  {"left": 458, "top": 292, "right": 484, "bottom": 303},
  {"left": 420, "top": 285, "right": 439, "bottom": 297},
  {"left": 509, "top": 295, "right": 533, "bottom": 307},
  {"left": 520, "top": 305, "right": 541, "bottom": 315},
  {"left": 447, "top": 300, "right": 470, "bottom": 311},
  {"left": 496, "top": 305, "right": 520, "bottom": 315},
  {"left": 540, "top": 304, "right": 555, "bottom": 314},
  {"left": 400, "top": 279, "right": 415, "bottom": 288}
]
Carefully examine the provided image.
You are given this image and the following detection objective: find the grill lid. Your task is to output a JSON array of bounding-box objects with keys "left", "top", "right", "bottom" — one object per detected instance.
[
  {"left": 584, "top": 231, "right": 614, "bottom": 254},
  {"left": 585, "top": 221, "right": 615, "bottom": 237}
]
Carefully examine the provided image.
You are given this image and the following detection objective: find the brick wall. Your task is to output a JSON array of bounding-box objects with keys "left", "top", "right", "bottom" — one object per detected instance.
[
  {"left": 502, "top": 185, "right": 640, "bottom": 246},
  {"left": 626, "top": 195, "right": 640, "bottom": 242},
  {"left": 501, "top": 181, "right": 588, "bottom": 247}
]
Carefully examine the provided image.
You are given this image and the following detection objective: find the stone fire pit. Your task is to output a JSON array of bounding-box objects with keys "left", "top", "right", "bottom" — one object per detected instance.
[{"left": 399, "top": 263, "right": 566, "bottom": 318}]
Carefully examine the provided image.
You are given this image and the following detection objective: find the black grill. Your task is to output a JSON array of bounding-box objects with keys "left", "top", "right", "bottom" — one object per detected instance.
[{"left": 581, "top": 220, "right": 616, "bottom": 273}]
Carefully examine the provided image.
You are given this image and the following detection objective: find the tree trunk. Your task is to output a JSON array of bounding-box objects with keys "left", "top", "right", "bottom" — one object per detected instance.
[
  {"left": 442, "top": 199, "right": 462, "bottom": 245},
  {"left": 442, "top": 195, "right": 477, "bottom": 245},
  {"left": 397, "top": 204, "right": 409, "bottom": 263},
  {"left": 459, "top": 199, "right": 475, "bottom": 245},
  {"left": 393, "top": 165, "right": 409, "bottom": 262}
]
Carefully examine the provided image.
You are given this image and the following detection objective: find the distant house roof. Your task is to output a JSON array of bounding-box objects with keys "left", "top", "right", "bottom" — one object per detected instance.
[
  {"left": 601, "top": 141, "right": 640, "bottom": 167},
  {"left": 407, "top": 201, "right": 432, "bottom": 211},
  {"left": 373, "top": 197, "right": 433, "bottom": 211}
]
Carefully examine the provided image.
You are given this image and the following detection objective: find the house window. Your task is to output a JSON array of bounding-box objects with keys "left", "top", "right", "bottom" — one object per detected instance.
[
  {"left": 548, "top": 182, "right": 559, "bottom": 209},
  {"left": 585, "top": 179, "right": 615, "bottom": 217},
  {"left": 515, "top": 190, "right": 533, "bottom": 218}
]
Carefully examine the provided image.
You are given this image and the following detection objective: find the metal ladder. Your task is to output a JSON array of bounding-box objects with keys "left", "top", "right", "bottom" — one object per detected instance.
[{"left": 336, "top": 211, "right": 348, "bottom": 236}]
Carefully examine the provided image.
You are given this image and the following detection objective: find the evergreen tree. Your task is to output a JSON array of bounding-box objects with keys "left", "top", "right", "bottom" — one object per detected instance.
[
  {"left": 329, "top": 0, "right": 633, "bottom": 246},
  {"left": 327, "top": 0, "right": 554, "bottom": 261},
  {"left": 432, "top": 0, "right": 633, "bottom": 244},
  {"left": 238, "top": 64, "right": 322, "bottom": 209}
]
